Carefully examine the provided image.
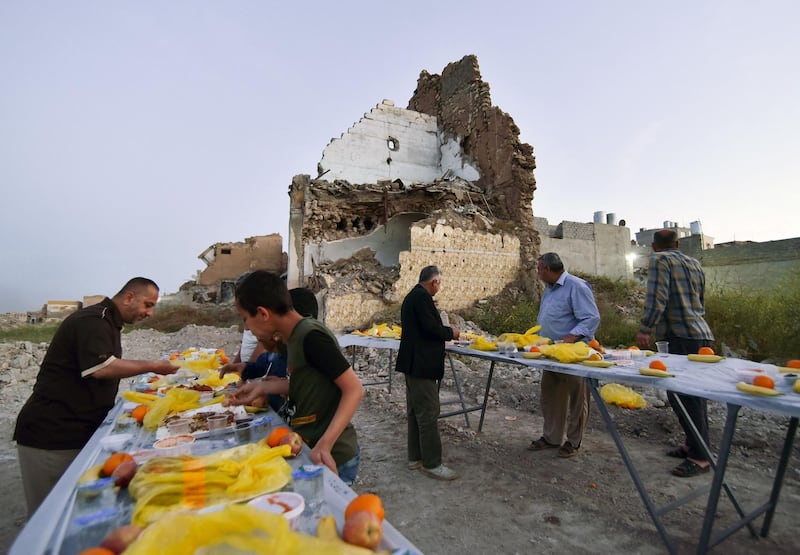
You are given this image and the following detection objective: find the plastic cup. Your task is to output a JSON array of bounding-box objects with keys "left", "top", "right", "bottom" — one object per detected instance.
[
  {"left": 292, "top": 465, "right": 325, "bottom": 515},
  {"left": 74, "top": 507, "right": 121, "bottom": 548},
  {"left": 115, "top": 416, "right": 137, "bottom": 433},
  {"left": 207, "top": 414, "right": 231, "bottom": 449},
  {"left": 207, "top": 414, "right": 230, "bottom": 430},
  {"left": 167, "top": 418, "right": 191, "bottom": 435},
  {"left": 235, "top": 421, "right": 254, "bottom": 444},
  {"left": 74, "top": 478, "right": 116, "bottom": 516},
  {"left": 497, "top": 342, "right": 516, "bottom": 354},
  {"left": 252, "top": 416, "right": 273, "bottom": 442},
  {"left": 656, "top": 341, "right": 669, "bottom": 356}
]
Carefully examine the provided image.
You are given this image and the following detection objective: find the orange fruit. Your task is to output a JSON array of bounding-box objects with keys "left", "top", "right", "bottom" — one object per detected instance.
[
  {"left": 219, "top": 355, "right": 230, "bottom": 364},
  {"left": 345, "top": 493, "right": 385, "bottom": 522},
  {"left": 131, "top": 405, "right": 148, "bottom": 424},
  {"left": 588, "top": 339, "right": 601, "bottom": 350},
  {"left": 629, "top": 346, "right": 640, "bottom": 350},
  {"left": 648, "top": 360, "right": 667, "bottom": 371},
  {"left": 786, "top": 359, "right": 800, "bottom": 369},
  {"left": 101, "top": 452, "right": 134, "bottom": 478},
  {"left": 698, "top": 347, "right": 715, "bottom": 355},
  {"left": 528, "top": 346, "right": 541, "bottom": 353},
  {"left": 588, "top": 353, "right": 602, "bottom": 361},
  {"left": 753, "top": 375, "right": 775, "bottom": 389},
  {"left": 267, "top": 427, "right": 292, "bottom": 447},
  {"left": 77, "top": 549, "right": 115, "bottom": 555}
]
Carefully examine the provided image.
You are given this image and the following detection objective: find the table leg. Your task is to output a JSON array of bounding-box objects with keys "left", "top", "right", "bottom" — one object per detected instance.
[
  {"left": 760, "top": 416, "right": 798, "bottom": 537},
  {"left": 442, "top": 352, "right": 470, "bottom": 428},
  {"left": 588, "top": 379, "right": 678, "bottom": 554},
  {"left": 696, "top": 405, "right": 736, "bottom": 552},
  {"left": 477, "top": 361, "right": 495, "bottom": 432},
  {"left": 668, "top": 397, "right": 755, "bottom": 540},
  {"left": 388, "top": 349, "right": 393, "bottom": 393}
]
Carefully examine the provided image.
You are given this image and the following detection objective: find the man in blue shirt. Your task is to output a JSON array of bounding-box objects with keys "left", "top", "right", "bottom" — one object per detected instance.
[{"left": 529, "top": 253, "right": 600, "bottom": 458}]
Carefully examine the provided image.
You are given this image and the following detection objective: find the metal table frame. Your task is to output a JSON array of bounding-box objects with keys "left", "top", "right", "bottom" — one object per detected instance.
[
  {"left": 340, "top": 336, "right": 487, "bottom": 429},
  {"left": 337, "top": 336, "right": 800, "bottom": 554},
  {"left": 589, "top": 379, "right": 797, "bottom": 554}
]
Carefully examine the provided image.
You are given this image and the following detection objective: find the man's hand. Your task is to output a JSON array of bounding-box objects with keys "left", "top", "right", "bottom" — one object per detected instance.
[
  {"left": 451, "top": 326, "right": 461, "bottom": 340},
  {"left": 636, "top": 332, "right": 651, "bottom": 350},
  {"left": 152, "top": 361, "right": 180, "bottom": 375},
  {"left": 223, "top": 380, "right": 268, "bottom": 407},
  {"left": 561, "top": 334, "right": 581, "bottom": 344},
  {"left": 219, "top": 362, "right": 246, "bottom": 380}
]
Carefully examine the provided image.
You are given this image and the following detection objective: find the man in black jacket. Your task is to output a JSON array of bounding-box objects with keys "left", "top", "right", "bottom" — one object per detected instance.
[{"left": 396, "top": 266, "right": 461, "bottom": 481}]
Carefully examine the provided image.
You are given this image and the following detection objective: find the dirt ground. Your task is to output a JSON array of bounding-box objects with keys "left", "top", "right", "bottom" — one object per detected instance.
[{"left": 1, "top": 326, "right": 798, "bottom": 554}]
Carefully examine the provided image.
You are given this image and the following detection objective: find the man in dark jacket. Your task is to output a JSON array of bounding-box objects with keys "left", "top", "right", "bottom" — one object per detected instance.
[{"left": 396, "top": 265, "right": 460, "bottom": 481}]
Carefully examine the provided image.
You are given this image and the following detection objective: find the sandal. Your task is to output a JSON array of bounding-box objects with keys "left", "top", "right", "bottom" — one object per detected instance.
[
  {"left": 666, "top": 445, "right": 689, "bottom": 458},
  {"left": 558, "top": 441, "right": 579, "bottom": 458},
  {"left": 671, "top": 459, "right": 710, "bottom": 478},
  {"left": 527, "top": 436, "right": 559, "bottom": 451}
]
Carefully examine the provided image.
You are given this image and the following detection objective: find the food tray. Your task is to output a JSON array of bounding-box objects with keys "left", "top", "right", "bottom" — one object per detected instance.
[{"left": 156, "top": 405, "right": 247, "bottom": 440}]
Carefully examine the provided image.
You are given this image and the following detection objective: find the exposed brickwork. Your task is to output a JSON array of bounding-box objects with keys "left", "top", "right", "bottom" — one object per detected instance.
[{"left": 408, "top": 55, "right": 539, "bottom": 293}]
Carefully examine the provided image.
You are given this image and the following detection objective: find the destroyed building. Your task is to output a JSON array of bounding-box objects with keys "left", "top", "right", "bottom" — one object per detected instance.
[
  {"left": 286, "top": 55, "right": 539, "bottom": 331},
  {"left": 190, "top": 234, "right": 287, "bottom": 302}
]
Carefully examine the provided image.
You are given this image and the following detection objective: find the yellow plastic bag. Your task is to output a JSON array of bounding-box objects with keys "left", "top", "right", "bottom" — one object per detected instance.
[
  {"left": 129, "top": 443, "right": 293, "bottom": 526},
  {"left": 496, "top": 325, "right": 551, "bottom": 349},
  {"left": 538, "top": 342, "right": 590, "bottom": 363},
  {"left": 600, "top": 383, "right": 647, "bottom": 409},
  {"left": 196, "top": 369, "right": 240, "bottom": 389},
  {"left": 125, "top": 505, "right": 326, "bottom": 555},
  {"left": 470, "top": 335, "right": 498, "bottom": 351}
]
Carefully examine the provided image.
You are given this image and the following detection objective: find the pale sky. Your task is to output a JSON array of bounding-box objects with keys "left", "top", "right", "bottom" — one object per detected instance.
[{"left": 1, "top": 1, "right": 798, "bottom": 313}]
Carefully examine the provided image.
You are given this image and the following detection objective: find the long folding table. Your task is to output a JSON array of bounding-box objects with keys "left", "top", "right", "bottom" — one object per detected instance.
[
  {"left": 338, "top": 335, "right": 800, "bottom": 554},
  {"left": 10, "top": 401, "right": 421, "bottom": 554}
]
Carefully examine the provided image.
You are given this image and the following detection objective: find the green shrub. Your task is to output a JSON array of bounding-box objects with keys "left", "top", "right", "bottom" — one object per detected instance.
[
  {"left": 0, "top": 323, "right": 60, "bottom": 343},
  {"left": 463, "top": 274, "right": 642, "bottom": 347},
  {"left": 705, "top": 275, "right": 800, "bottom": 362},
  {"left": 464, "top": 298, "right": 539, "bottom": 336}
]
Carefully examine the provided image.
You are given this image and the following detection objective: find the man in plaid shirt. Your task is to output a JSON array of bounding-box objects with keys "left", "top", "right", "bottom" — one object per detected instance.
[{"left": 636, "top": 229, "right": 715, "bottom": 478}]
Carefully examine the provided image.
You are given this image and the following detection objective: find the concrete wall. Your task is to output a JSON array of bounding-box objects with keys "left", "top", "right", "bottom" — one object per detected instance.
[
  {"left": 697, "top": 238, "right": 800, "bottom": 292},
  {"left": 197, "top": 234, "right": 285, "bottom": 286},
  {"left": 46, "top": 300, "right": 80, "bottom": 317},
  {"left": 533, "top": 217, "right": 633, "bottom": 280},
  {"left": 303, "top": 213, "right": 421, "bottom": 270},
  {"left": 83, "top": 295, "right": 105, "bottom": 307},
  {"left": 635, "top": 226, "right": 714, "bottom": 250},
  {"left": 318, "top": 100, "right": 479, "bottom": 185},
  {"left": 323, "top": 222, "right": 520, "bottom": 331}
]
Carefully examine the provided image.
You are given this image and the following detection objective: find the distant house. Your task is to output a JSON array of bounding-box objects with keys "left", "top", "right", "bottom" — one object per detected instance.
[
  {"left": 45, "top": 300, "right": 81, "bottom": 319},
  {"left": 634, "top": 220, "right": 799, "bottom": 292},
  {"left": 193, "top": 234, "right": 287, "bottom": 302}
]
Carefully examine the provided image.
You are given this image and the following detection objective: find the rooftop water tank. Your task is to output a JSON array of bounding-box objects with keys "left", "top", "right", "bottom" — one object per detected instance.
[
  {"left": 606, "top": 213, "right": 617, "bottom": 225},
  {"left": 690, "top": 221, "right": 703, "bottom": 235},
  {"left": 593, "top": 211, "right": 605, "bottom": 224}
]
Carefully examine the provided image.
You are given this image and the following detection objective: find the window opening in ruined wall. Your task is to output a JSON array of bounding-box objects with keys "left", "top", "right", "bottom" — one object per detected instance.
[{"left": 336, "top": 216, "right": 376, "bottom": 233}]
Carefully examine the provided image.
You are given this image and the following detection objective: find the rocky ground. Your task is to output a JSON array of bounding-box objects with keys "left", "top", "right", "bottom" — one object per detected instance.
[{"left": 1, "top": 325, "right": 798, "bottom": 554}]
